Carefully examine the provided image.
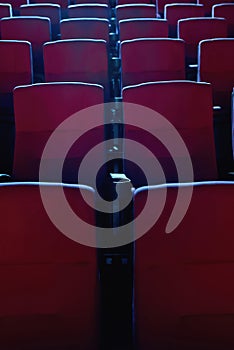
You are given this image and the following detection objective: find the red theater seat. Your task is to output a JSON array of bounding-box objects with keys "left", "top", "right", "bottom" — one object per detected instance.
[
  {"left": 134, "top": 181, "right": 234, "bottom": 350},
  {"left": 197, "top": 0, "right": 231, "bottom": 16},
  {"left": 0, "top": 40, "right": 33, "bottom": 118},
  {"left": 156, "top": 0, "right": 195, "bottom": 18},
  {"left": 13, "top": 82, "right": 104, "bottom": 184},
  {"left": 164, "top": 3, "right": 205, "bottom": 38},
  {"left": 121, "top": 38, "right": 185, "bottom": 87},
  {"left": 29, "top": 0, "right": 69, "bottom": 8},
  {"left": 0, "top": 182, "right": 98, "bottom": 350},
  {"left": 0, "top": 3, "right": 12, "bottom": 21},
  {"left": 0, "top": 0, "right": 27, "bottom": 15},
  {"left": 178, "top": 17, "right": 228, "bottom": 65},
  {"left": 0, "top": 40, "right": 33, "bottom": 174},
  {"left": 116, "top": 4, "right": 157, "bottom": 21},
  {"left": 60, "top": 18, "right": 109, "bottom": 41},
  {"left": 212, "top": 3, "right": 234, "bottom": 38},
  {"left": 43, "top": 39, "right": 109, "bottom": 99},
  {"left": 68, "top": 4, "right": 109, "bottom": 18},
  {"left": 0, "top": 16, "right": 51, "bottom": 81},
  {"left": 122, "top": 81, "right": 217, "bottom": 186},
  {"left": 198, "top": 38, "right": 234, "bottom": 112},
  {"left": 20, "top": 3, "right": 61, "bottom": 40},
  {"left": 119, "top": 18, "right": 168, "bottom": 41}
]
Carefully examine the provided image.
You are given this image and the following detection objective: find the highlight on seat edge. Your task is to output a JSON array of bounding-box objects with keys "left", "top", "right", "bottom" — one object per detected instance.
[{"left": 0, "top": 0, "right": 234, "bottom": 348}]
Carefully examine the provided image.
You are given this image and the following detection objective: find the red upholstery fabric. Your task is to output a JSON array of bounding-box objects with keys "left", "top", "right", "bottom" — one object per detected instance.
[
  {"left": 29, "top": 0, "right": 69, "bottom": 9},
  {"left": 61, "top": 18, "right": 109, "bottom": 41},
  {"left": 43, "top": 39, "right": 109, "bottom": 98},
  {"left": 68, "top": 4, "right": 109, "bottom": 18},
  {"left": 0, "top": 3, "right": 12, "bottom": 20},
  {"left": 0, "top": 16, "right": 51, "bottom": 78},
  {"left": 134, "top": 182, "right": 234, "bottom": 349},
  {"left": 116, "top": 4, "right": 157, "bottom": 21},
  {"left": 0, "top": 40, "right": 32, "bottom": 120},
  {"left": 0, "top": 0, "right": 26, "bottom": 14},
  {"left": 122, "top": 81, "right": 217, "bottom": 186},
  {"left": 0, "top": 16, "right": 51, "bottom": 50},
  {"left": 165, "top": 3, "right": 205, "bottom": 37},
  {"left": 212, "top": 4, "right": 234, "bottom": 38},
  {"left": 197, "top": 0, "right": 231, "bottom": 16},
  {"left": 20, "top": 4, "right": 61, "bottom": 40},
  {"left": 121, "top": 38, "right": 185, "bottom": 87},
  {"left": 178, "top": 17, "right": 228, "bottom": 64},
  {"left": 13, "top": 82, "right": 104, "bottom": 184},
  {"left": 156, "top": 0, "right": 195, "bottom": 17},
  {"left": 198, "top": 38, "right": 234, "bottom": 111},
  {"left": 119, "top": 18, "right": 168, "bottom": 41},
  {"left": 0, "top": 40, "right": 32, "bottom": 94},
  {"left": 0, "top": 182, "right": 98, "bottom": 349}
]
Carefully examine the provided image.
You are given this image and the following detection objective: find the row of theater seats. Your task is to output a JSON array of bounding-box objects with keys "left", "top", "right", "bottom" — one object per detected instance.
[
  {"left": 3, "top": 0, "right": 234, "bottom": 15},
  {"left": 0, "top": 0, "right": 234, "bottom": 349},
  {"left": 1, "top": 36, "right": 234, "bottom": 176},
  {"left": 1, "top": 2, "right": 234, "bottom": 37},
  {"left": 1, "top": 80, "right": 233, "bottom": 184}
]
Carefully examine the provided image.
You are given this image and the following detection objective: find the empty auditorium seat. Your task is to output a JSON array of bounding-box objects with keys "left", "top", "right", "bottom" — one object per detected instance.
[
  {"left": 212, "top": 3, "right": 234, "bottom": 38},
  {"left": 0, "top": 40, "right": 33, "bottom": 119},
  {"left": 119, "top": 18, "right": 168, "bottom": 41},
  {"left": 0, "top": 181, "right": 98, "bottom": 349},
  {"left": 20, "top": 3, "right": 61, "bottom": 40},
  {"left": 0, "top": 40, "right": 33, "bottom": 175},
  {"left": 156, "top": 0, "right": 195, "bottom": 18},
  {"left": 116, "top": 4, "right": 157, "bottom": 21},
  {"left": 0, "top": 0, "right": 26, "bottom": 15},
  {"left": 178, "top": 17, "right": 228, "bottom": 66},
  {"left": 68, "top": 4, "right": 109, "bottom": 18},
  {"left": 164, "top": 3, "right": 205, "bottom": 38},
  {"left": 0, "top": 3, "right": 12, "bottom": 22},
  {"left": 61, "top": 18, "right": 109, "bottom": 41},
  {"left": 122, "top": 81, "right": 217, "bottom": 186},
  {"left": 13, "top": 82, "right": 104, "bottom": 184},
  {"left": 0, "top": 16, "right": 51, "bottom": 81},
  {"left": 29, "top": 0, "right": 69, "bottom": 18},
  {"left": 198, "top": 38, "right": 234, "bottom": 174},
  {"left": 197, "top": 0, "right": 231, "bottom": 16},
  {"left": 43, "top": 39, "right": 109, "bottom": 99},
  {"left": 198, "top": 38, "right": 234, "bottom": 112},
  {"left": 134, "top": 181, "right": 234, "bottom": 349},
  {"left": 121, "top": 38, "right": 185, "bottom": 87}
]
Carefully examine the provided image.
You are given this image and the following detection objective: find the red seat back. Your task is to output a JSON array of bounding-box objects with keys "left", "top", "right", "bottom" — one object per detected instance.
[
  {"left": 44, "top": 39, "right": 109, "bottom": 98},
  {"left": 122, "top": 81, "right": 217, "bottom": 186},
  {"left": 121, "top": 38, "right": 185, "bottom": 87},
  {"left": 68, "top": 4, "right": 109, "bottom": 18},
  {"left": 134, "top": 181, "right": 234, "bottom": 349},
  {"left": 212, "top": 3, "right": 234, "bottom": 38},
  {"left": 178, "top": 17, "right": 228, "bottom": 64},
  {"left": 119, "top": 18, "right": 168, "bottom": 41},
  {"left": 198, "top": 38, "right": 234, "bottom": 111},
  {"left": 13, "top": 82, "right": 104, "bottom": 184},
  {"left": 116, "top": 4, "right": 157, "bottom": 21},
  {"left": 20, "top": 4, "right": 61, "bottom": 40},
  {"left": 61, "top": 18, "right": 109, "bottom": 41},
  {"left": 165, "top": 3, "right": 205, "bottom": 37},
  {"left": 0, "top": 182, "right": 98, "bottom": 349}
]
